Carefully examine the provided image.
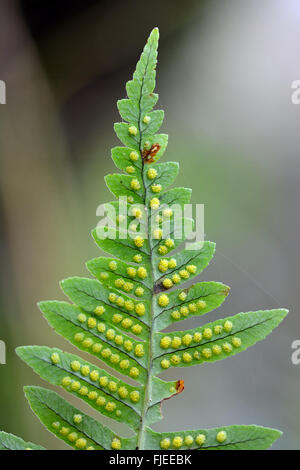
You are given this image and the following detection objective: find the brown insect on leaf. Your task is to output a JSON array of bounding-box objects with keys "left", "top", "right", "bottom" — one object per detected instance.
[{"left": 142, "top": 143, "right": 161, "bottom": 163}]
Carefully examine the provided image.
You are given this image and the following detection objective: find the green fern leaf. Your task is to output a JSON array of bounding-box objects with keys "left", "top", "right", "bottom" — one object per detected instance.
[{"left": 1, "top": 27, "right": 287, "bottom": 450}]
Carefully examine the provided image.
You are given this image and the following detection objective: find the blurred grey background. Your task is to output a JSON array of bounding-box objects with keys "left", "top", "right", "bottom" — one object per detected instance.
[{"left": 0, "top": 0, "right": 299, "bottom": 449}]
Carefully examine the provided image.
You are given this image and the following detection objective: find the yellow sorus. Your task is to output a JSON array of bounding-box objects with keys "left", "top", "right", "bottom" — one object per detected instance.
[
  {"left": 61, "top": 376, "right": 72, "bottom": 387},
  {"left": 100, "top": 271, "right": 109, "bottom": 279},
  {"left": 224, "top": 320, "right": 233, "bottom": 333},
  {"left": 114, "top": 278, "right": 124, "bottom": 288},
  {"left": 187, "top": 303, "right": 196, "bottom": 313},
  {"left": 129, "top": 224, "right": 137, "bottom": 232},
  {"left": 172, "top": 273, "right": 181, "bottom": 284},
  {"left": 171, "top": 336, "right": 182, "bottom": 348},
  {"left": 151, "top": 184, "right": 162, "bottom": 193},
  {"left": 130, "top": 390, "right": 140, "bottom": 403},
  {"left": 94, "top": 306, "right": 105, "bottom": 316},
  {"left": 111, "top": 438, "right": 121, "bottom": 450},
  {"left": 158, "top": 294, "right": 169, "bottom": 307},
  {"left": 160, "top": 438, "right": 171, "bottom": 449},
  {"left": 130, "top": 179, "right": 141, "bottom": 190},
  {"left": 163, "top": 208, "right": 173, "bottom": 218},
  {"left": 150, "top": 197, "right": 160, "bottom": 210},
  {"left": 197, "top": 300, "right": 206, "bottom": 309},
  {"left": 118, "top": 387, "right": 128, "bottom": 399},
  {"left": 123, "top": 282, "right": 133, "bottom": 292},
  {"left": 170, "top": 354, "right": 181, "bottom": 365},
  {"left": 97, "top": 322, "right": 106, "bottom": 333},
  {"left": 161, "top": 359, "right": 170, "bottom": 369},
  {"left": 132, "top": 207, "right": 142, "bottom": 219},
  {"left": 73, "top": 414, "right": 82, "bottom": 425},
  {"left": 134, "top": 236, "right": 144, "bottom": 248},
  {"left": 168, "top": 258, "right": 177, "bottom": 269},
  {"left": 133, "top": 254, "right": 142, "bottom": 263},
  {"left": 193, "top": 332, "right": 202, "bottom": 343},
  {"left": 158, "top": 259, "right": 169, "bottom": 272},
  {"left": 182, "top": 334, "right": 193, "bottom": 346},
  {"left": 70, "top": 381, "right": 81, "bottom": 392},
  {"left": 110, "top": 354, "right": 120, "bottom": 364},
  {"left": 128, "top": 125, "right": 138, "bottom": 136},
  {"left": 116, "top": 297, "right": 125, "bottom": 307},
  {"left": 134, "top": 344, "right": 145, "bottom": 357},
  {"left": 137, "top": 267, "right": 147, "bottom": 279},
  {"left": 90, "top": 370, "right": 99, "bottom": 381},
  {"left": 129, "top": 367, "right": 140, "bottom": 378},
  {"left": 125, "top": 300, "right": 134, "bottom": 311},
  {"left": 52, "top": 422, "right": 60, "bottom": 430},
  {"left": 106, "top": 329, "right": 116, "bottom": 341},
  {"left": 169, "top": 386, "right": 176, "bottom": 393},
  {"left": 184, "top": 435, "right": 194, "bottom": 446},
  {"left": 171, "top": 310, "right": 181, "bottom": 320},
  {"left": 232, "top": 337, "right": 242, "bottom": 348},
  {"left": 108, "top": 293, "right": 117, "bottom": 302},
  {"left": 75, "top": 438, "right": 87, "bottom": 449},
  {"left": 182, "top": 352, "right": 192, "bottom": 363},
  {"left": 216, "top": 431, "right": 227, "bottom": 443},
  {"left": 180, "top": 306, "right": 189, "bottom": 317},
  {"left": 135, "top": 287, "right": 144, "bottom": 297},
  {"left": 193, "top": 351, "right": 201, "bottom": 360},
  {"left": 87, "top": 446, "right": 95, "bottom": 450},
  {"left": 81, "top": 365, "right": 90, "bottom": 376},
  {"left": 108, "top": 381, "right": 117, "bottom": 392},
  {"left": 153, "top": 228, "right": 163, "bottom": 239},
  {"left": 179, "top": 269, "right": 189, "bottom": 279},
  {"left": 173, "top": 436, "right": 183, "bottom": 448},
  {"left": 109, "top": 261, "right": 117, "bottom": 271},
  {"left": 79, "top": 386, "right": 89, "bottom": 396},
  {"left": 87, "top": 317, "right": 97, "bottom": 329},
  {"left": 105, "top": 402, "right": 117, "bottom": 412},
  {"left": 178, "top": 291, "right": 187, "bottom": 301},
  {"left": 214, "top": 325, "right": 223, "bottom": 334},
  {"left": 120, "top": 359, "right": 130, "bottom": 370},
  {"left": 96, "top": 396, "right": 106, "bottom": 406},
  {"left": 99, "top": 376, "right": 108, "bottom": 387},
  {"left": 88, "top": 391, "right": 98, "bottom": 401},
  {"left": 82, "top": 338, "right": 93, "bottom": 348},
  {"left": 122, "top": 318, "right": 133, "bottom": 328},
  {"left": 126, "top": 165, "right": 135, "bottom": 174},
  {"left": 101, "top": 348, "right": 112, "bottom": 358},
  {"left": 165, "top": 238, "right": 174, "bottom": 248},
  {"left": 59, "top": 427, "right": 69, "bottom": 436},
  {"left": 128, "top": 196, "right": 134, "bottom": 204},
  {"left": 74, "top": 332, "right": 84, "bottom": 342},
  {"left": 162, "top": 278, "right": 173, "bottom": 288},
  {"left": 202, "top": 348, "right": 212, "bottom": 359},
  {"left": 124, "top": 340, "right": 133, "bottom": 352},
  {"left": 116, "top": 410, "right": 122, "bottom": 417},
  {"left": 143, "top": 115, "right": 151, "bottom": 124},
  {"left": 77, "top": 313, "right": 86, "bottom": 323},
  {"left": 127, "top": 267, "right": 136, "bottom": 278},
  {"left": 132, "top": 324, "right": 142, "bottom": 335},
  {"left": 71, "top": 360, "right": 81, "bottom": 372},
  {"left": 135, "top": 303, "right": 146, "bottom": 316},
  {"left": 51, "top": 353, "right": 60, "bottom": 364},
  {"left": 114, "top": 335, "right": 123, "bottom": 345},
  {"left": 158, "top": 245, "right": 168, "bottom": 255},
  {"left": 112, "top": 313, "right": 123, "bottom": 324},
  {"left": 222, "top": 342, "right": 233, "bottom": 353},
  {"left": 187, "top": 265, "right": 197, "bottom": 274},
  {"left": 195, "top": 434, "right": 206, "bottom": 446},
  {"left": 160, "top": 336, "right": 172, "bottom": 349},
  {"left": 130, "top": 151, "right": 139, "bottom": 161},
  {"left": 203, "top": 328, "right": 213, "bottom": 340},
  {"left": 147, "top": 168, "right": 157, "bottom": 179},
  {"left": 212, "top": 344, "right": 222, "bottom": 355}
]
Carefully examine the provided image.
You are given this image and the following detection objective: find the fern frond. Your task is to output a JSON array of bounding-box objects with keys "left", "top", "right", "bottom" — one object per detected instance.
[{"left": 1, "top": 27, "right": 287, "bottom": 450}]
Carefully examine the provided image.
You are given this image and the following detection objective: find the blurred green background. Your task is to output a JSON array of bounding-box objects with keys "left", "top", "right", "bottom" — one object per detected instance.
[{"left": 0, "top": 0, "right": 299, "bottom": 449}]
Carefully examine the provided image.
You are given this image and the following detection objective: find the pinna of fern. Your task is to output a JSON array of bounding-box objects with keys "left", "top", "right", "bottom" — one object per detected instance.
[{"left": 0, "top": 27, "right": 288, "bottom": 451}]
